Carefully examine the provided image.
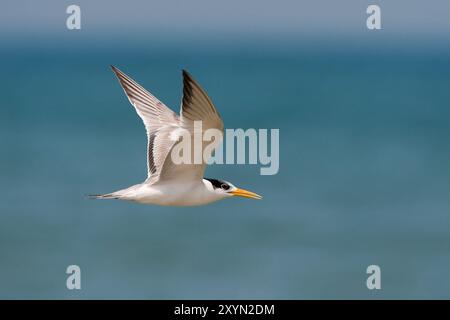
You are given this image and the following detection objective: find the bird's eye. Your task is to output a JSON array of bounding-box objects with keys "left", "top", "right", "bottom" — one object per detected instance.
[{"left": 221, "top": 184, "right": 230, "bottom": 190}]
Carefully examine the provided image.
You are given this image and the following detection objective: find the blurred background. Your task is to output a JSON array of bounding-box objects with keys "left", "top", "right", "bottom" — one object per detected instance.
[{"left": 0, "top": 0, "right": 450, "bottom": 299}]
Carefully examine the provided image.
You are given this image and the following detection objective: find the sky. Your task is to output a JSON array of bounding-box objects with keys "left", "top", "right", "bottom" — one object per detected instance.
[{"left": 1, "top": 0, "right": 450, "bottom": 42}]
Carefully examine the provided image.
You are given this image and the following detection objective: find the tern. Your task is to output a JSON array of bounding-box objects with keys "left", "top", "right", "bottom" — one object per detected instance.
[{"left": 90, "top": 66, "right": 262, "bottom": 206}]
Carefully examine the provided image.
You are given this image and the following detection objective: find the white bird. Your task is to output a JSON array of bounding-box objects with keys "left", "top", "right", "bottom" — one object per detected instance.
[{"left": 90, "top": 66, "right": 262, "bottom": 206}]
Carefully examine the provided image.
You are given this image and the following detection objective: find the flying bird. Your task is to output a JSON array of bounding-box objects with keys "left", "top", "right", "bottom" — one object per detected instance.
[{"left": 90, "top": 66, "right": 262, "bottom": 206}]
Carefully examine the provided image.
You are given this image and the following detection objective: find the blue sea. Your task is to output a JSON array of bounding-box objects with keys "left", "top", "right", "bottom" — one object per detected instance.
[{"left": 1, "top": 41, "right": 450, "bottom": 299}]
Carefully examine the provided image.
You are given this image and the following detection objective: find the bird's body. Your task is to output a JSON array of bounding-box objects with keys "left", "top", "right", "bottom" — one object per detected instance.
[
  {"left": 90, "top": 66, "right": 261, "bottom": 206},
  {"left": 99, "top": 179, "right": 225, "bottom": 206}
]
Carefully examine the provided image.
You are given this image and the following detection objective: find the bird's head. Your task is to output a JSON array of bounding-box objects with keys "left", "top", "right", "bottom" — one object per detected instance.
[{"left": 204, "top": 178, "right": 262, "bottom": 200}]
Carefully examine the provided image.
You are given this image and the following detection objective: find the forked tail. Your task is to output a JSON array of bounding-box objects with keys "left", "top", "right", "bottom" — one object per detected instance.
[
  {"left": 88, "top": 185, "right": 139, "bottom": 200},
  {"left": 87, "top": 193, "right": 120, "bottom": 200}
]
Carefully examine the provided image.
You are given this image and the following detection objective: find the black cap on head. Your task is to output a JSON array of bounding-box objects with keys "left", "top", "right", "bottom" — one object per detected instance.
[{"left": 205, "top": 178, "right": 228, "bottom": 190}]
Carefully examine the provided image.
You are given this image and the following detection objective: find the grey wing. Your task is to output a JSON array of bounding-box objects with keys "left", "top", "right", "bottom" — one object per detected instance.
[
  {"left": 158, "top": 70, "right": 224, "bottom": 182},
  {"left": 111, "top": 66, "right": 180, "bottom": 182}
]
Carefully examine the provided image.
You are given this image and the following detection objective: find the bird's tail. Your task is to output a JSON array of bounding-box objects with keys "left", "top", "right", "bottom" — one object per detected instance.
[
  {"left": 87, "top": 193, "right": 121, "bottom": 200},
  {"left": 88, "top": 185, "right": 139, "bottom": 200}
]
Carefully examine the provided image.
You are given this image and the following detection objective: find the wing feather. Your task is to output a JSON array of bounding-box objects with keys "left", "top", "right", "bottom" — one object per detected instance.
[
  {"left": 111, "top": 66, "right": 179, "bottom": 181},
  {"left": 158, "top": 70, "right": 224, "bottom": 182},
  {"left": 111, "top": 67, "right": 223, "bottom": 184}
]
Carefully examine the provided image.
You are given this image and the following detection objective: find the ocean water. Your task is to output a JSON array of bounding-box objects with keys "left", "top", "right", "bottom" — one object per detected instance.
[{"left": 1, "top": 44, "right": 450, "bottom": 299}]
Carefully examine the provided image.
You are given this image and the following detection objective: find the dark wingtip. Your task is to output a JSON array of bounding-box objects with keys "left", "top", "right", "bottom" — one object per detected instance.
[
  {"left": 182, "top": 69, "right": 192, "bottom": 80},
  {"left": 110, "top": 65, "right": 120, "bottom": 75}
]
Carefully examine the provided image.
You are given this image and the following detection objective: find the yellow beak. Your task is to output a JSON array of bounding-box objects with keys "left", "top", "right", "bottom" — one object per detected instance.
[{"left": 231, "top": 188, "right": 262, "bottom": 200}]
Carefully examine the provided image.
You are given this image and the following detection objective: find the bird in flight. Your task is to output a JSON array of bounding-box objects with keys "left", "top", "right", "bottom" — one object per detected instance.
[{"left": 90, "top": 66, "right": 262, "bottom": 206}]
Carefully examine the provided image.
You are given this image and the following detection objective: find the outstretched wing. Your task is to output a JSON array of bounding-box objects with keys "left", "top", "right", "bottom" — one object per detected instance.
[
  {"left": 110, "top": 66, "right": 180, "bottom": 181},
  {"left": 158, "top": 70, "right": 224, "bottom": 182}
]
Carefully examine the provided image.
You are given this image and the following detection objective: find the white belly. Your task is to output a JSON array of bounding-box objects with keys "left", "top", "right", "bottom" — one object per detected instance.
[{"left": 122, "top": 181, "right": 221, "bottom": 206}]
